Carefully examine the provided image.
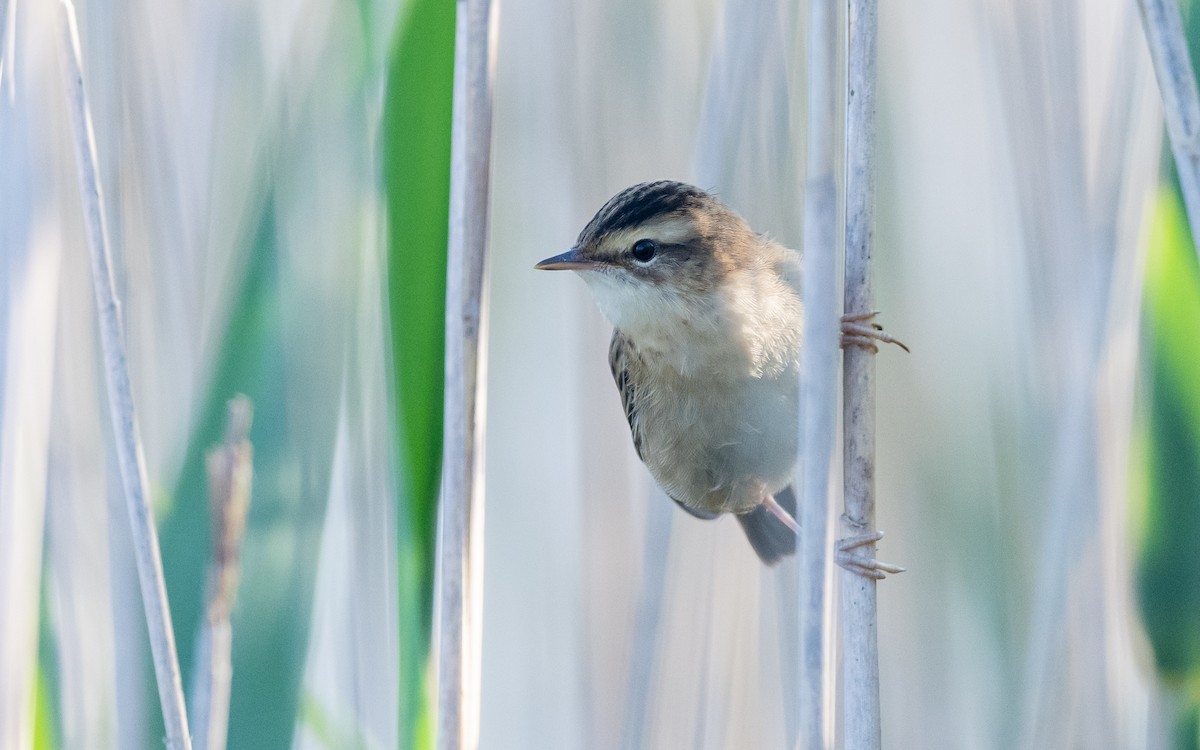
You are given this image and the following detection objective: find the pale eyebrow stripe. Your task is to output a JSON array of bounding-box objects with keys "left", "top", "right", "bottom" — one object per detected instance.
[{"left": 606, "top": 216, "right": 697, "bottom": 249}]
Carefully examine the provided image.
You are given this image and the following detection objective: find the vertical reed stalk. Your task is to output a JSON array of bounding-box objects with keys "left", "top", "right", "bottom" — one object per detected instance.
[
  {"left": 842, "top": 0, "right": 882, "bottom": 746},
  {"left": 1137, "top": 0, "right": 1200, "bottom": 257},
  {"left": 799, "top": 0, "right": 840, "bottom": 745},
  {"left": 437, "top": 0, "right": 495, "bottom": 747},
  {"left": 56, "top": 1, "right": 192, "bottom": 747}
]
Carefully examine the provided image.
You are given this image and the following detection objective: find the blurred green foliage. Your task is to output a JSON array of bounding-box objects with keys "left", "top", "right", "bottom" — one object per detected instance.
[
  {"left": 1136, "top": 10, "right": 1200, "bottom": 748},
  {"left": 1177, "top": 706, "right": 1200, "bottom": 750},
  {"left": 298, "top": 690, "right": 374, "bottom": 750},
  {"left": 137, "top": 0, "right": 458, "bottom": 743},
  {"left": 33, "top": 665, "right": 56, "bottom": 750},
  {"left": 1136, "top": 188, "right": 1200, "bottom": 749},
  {"left": 159, "top": 196, "right": 323, "bottom": 748},
  {"left": 36, "top": 592, "right": 59, "bottom": 750},
  {"left": 383, "top": 0, "right": 456, "bottom": 746}
]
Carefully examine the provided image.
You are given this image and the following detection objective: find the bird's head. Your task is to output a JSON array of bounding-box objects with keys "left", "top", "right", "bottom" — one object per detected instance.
[{"left": 536, "top": 181, "right": 759, "bottom": 335}]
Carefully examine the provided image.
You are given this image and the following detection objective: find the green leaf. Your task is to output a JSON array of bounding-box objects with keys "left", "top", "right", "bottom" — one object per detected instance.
[
  {"left": 382, "top": 0, "right": 456, "bottom": 746},
  {"left": 33, "top": 664, "right": 57, "bottom": 750},
  {"left": 36, "top": 579, "right": 60, "bottom": 750},
  {"left": 1136, "top": 187, "right": 1200, "bottom": 691}
]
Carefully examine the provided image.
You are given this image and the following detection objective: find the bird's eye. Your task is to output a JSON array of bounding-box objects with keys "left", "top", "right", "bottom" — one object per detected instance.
[{"left": 631, "top": 239, "right": 657, "bottom": 262}]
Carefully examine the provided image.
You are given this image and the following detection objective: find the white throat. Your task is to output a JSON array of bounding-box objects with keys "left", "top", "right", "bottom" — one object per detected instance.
[{"left": 578, "top": 268, "right": 800, "bottom": 379}]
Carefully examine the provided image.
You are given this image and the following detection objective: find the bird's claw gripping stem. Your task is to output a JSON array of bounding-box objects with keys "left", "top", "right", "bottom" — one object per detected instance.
[
  {"left": 836, "top": 531, "right": 905, "bottom": 580},
  {"left": 840, "top": 311, "right": 910, "bottom": 353}
]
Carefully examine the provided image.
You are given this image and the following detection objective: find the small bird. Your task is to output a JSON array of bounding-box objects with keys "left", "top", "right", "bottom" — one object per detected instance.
[{"left": 537, "top": 181, "right": 904, "bottom": 568}]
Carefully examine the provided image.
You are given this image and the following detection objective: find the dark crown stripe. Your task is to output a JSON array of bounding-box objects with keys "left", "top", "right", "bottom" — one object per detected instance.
[{"left": 577, "top": 181, "right": 711, "bottom": 246}]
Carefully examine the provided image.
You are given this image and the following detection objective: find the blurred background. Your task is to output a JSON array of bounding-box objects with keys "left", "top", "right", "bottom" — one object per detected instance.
[{"left": 2, "top": 0, "right": 1199, "bottom": 747}]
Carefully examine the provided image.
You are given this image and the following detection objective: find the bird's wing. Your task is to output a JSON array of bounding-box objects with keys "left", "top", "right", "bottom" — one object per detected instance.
[
  {"left": 608, "top": 330, "right": 644, "bottom": 461},
  {"left": 608, "top": 331, "right": 719, "bottom": 521}
]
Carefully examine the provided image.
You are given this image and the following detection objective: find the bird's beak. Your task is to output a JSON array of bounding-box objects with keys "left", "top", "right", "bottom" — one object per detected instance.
[{"left": 535, "top": 248, "right": 599, "bottom": 271}]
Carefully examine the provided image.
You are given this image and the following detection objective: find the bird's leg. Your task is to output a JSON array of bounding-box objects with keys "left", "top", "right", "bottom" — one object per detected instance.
[
  {"left": 762, "top": 494, "right": 800, "bottom": 534},
  {"left": 835, "top": 530, "right": 906, "bottom": 580},
  {"left": 840, "top": 311, "right": 910, "bottom": 353}
]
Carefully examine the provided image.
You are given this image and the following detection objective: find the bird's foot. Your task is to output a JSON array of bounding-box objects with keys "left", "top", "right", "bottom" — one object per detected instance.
[
  {"left": 836, "top": 530, "right": 905, "bottom": 580},
  {"left": 840, "top": 311, "right": 910, "bottom": 353}
]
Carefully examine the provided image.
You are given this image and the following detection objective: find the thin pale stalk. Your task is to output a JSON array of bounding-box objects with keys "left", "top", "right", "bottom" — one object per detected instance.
[
  {"left": 189, "top": 623, "right": 230, "bottom": 750},
  {"left": 56, "top": 2, "right": 192, "bottom": 748},
  {"left": 0, "top": 0, "right": 14, "bottom": 99},
  {"left": 842, "top": 0, "right": 881, "bottom": 747},
  {"left": 799, "top": 0, "right": 840, "bottom": 746},
  {"left": 189, "top": 397, "right": 253, "bottom": 750},
  {"left": 1137, "top": 0, "right": 1200, "bottom": 259},
  {"left": 436, "top": 0, "right": 494, "bottom": 747}
]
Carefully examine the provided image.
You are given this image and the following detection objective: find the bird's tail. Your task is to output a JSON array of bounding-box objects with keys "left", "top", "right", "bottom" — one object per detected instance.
[{"left": 736, "top": 486, "right": 798, "bottom": 565}]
